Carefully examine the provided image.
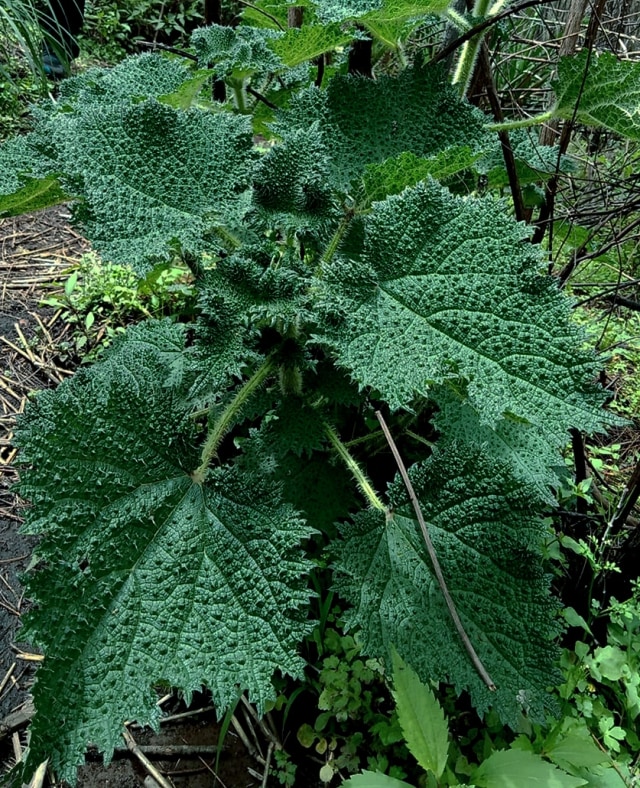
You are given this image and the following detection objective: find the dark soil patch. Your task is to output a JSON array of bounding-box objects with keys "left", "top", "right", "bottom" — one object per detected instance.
[{"left": 0, "top": 208, "right": 270, "bottom": 787}]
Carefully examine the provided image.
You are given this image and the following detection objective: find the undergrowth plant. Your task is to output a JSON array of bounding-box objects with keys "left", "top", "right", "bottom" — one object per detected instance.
[{"left": 1, "top": 1, "right": 640, "bottom": 782}]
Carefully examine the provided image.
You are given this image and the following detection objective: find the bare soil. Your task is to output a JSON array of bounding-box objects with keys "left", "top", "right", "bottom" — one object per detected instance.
[{"left": 0, "top": 208, "right": 273, "bottom": 788}]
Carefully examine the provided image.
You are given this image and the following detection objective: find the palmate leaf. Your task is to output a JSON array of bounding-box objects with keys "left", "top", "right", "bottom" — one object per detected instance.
[
  {"left": 316, "top": 179, "right": 607, "bottom": 444},
  {"left": 268, "top": 23, "right": 354, "bottom": 67},
  {"left": 332, "top": 444, "right": 562, "bottom": 725},
  {"left": 15, "top": 324, "right": 314, "bottom": 783},
  {"left": 552, "top": 51, "right": 640, "bottom": 141}
]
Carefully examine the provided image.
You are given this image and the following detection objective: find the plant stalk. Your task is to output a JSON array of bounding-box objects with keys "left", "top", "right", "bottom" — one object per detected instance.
[
  {"left": 324, "top": 424, "right": 385, "bottom": 511},
  {"left": 192, "top": 358, "right": 274, "bottom": 483},
  {"left": 375, "top": 411, "right": 497, "bottom": 692}
]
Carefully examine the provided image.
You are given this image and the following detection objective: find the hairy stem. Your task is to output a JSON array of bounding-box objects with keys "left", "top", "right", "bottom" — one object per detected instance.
[
  {"left": 192, "top": 358, "right": 274, "bottom": 483},
  {"left": 452, "top": 0, "right": 491, "bottom": 96},
  {"left": 375, "top": 411, "right": 497, "bottom": 692},
  {"left": 321, "top": 213, "right": 352, "bottom": 264},
  {"left": 486, "top": 110, "right": 553, "bottom": 132},
  {"left": 324, "top": 424, "right": 385, "bottom": 511}
]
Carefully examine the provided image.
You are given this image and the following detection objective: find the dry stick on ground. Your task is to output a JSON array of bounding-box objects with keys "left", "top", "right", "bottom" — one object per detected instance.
[
  {"left": 375, "top": 411, "right": 497, "bottom": 692},
  {"left": 122, "top": 728, "right": 175, "bottom": 788}
]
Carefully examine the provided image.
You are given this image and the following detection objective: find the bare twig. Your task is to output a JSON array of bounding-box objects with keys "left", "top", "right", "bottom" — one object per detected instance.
[
  {"left": 231, "top": 714, "right": 265, "bottom": 765},
  {"left": 122, "top": 728, "right": 176, "bottom": 788},
  {"left": 261, "top": 742, "right": 275, "bottom": 788},
  {"left": 375, "top": 411, "right": 497, "bottom": 692}
]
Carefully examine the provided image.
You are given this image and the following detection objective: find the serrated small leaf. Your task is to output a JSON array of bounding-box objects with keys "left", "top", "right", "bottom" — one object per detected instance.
[
  {"left": 391, "top": 649, "right": 449, "bottom": 777},
  {"left": 552, "top": 51, "right": 640, "bottom": 141},
  {"left": 474, "top": 748, "right": 588, "bottom": 788},
  {"left": 192, "top": 24, "right": 283, "bottom": 77}
]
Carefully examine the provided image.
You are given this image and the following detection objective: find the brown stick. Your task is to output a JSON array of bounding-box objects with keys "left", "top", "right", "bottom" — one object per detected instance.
[
  {"left": 122, "top": 728, "right": 175, "bottom": 788},
  {"left": 375, "top": 411, "right": 497, "bottom": 691}
]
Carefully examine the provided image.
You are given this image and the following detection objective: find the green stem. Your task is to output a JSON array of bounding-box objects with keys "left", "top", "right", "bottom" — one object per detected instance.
[
  {"left": 324, "top": 424, "right": 385, "bottom": 511},
  {"left": 486, "top": 110, "right": 554, "bottom": 132},
  {"left": 321, "top": 214, "right": 352, "bottom": 264},
  {"left": 452, "top": 0, "right": 491, "bottom": 96},
  {"left": 444, "top": 7, "right": 471, "bottom": 31},
  {"left": 192, "top": 358, "right": 274, "bottom": 484},
  {"left": 230, "top": 77, "right": 247, "bottom": 113}
]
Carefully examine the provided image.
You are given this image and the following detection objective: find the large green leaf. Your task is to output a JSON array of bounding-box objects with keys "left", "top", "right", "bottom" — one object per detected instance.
[
  {"left": 313, "top": 0, "right": 448, "bottom": 23},
  {"left": 59, "top": 100, "right": 254, "bottom": 273},
  {"left": 192, "top": 24, "right": 283, "bottom": 78},
  {"left": 432, "top": 390, "right": 564, "bottom": 506},
  {"left": 268, "top": 23, "right": 353, "bottom": 67},
  {"left": 552, "top": 51, "right": 640, "bottom": 141},
  {"left": 391, "top": 650, "right": 449, "bottom": 777},
  {"left": 283, "top": 64, "right": 486, "bottom": 189},
  {"left": 56, "top": 52, "right": 195, "bottom": 106},
  {"left": 317, "top": 179, "right": 607, "bottom": 445},
  {"left": 0, "top": 175, "right": 68, "bottom": 217},
  {"left": 342, "top": 772, "right": 414, "bottom": 787},
  {"left": 361, "top": 146, "right": 479, "bottom": 205},
  {"left": 333, "top": 444, "right": 562, "bottom": 725},
  {"left": 16, "top": 324, "right": 314, "bottom": 783},
  {"left": 474, "top": 748, "right": 588, "bottom": 788}
]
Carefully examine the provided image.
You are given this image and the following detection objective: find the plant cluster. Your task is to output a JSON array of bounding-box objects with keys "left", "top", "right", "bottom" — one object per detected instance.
[
  {"left": 40, "top": 252, "right": 196, "bottom": 362},
  {"left": 1, "top": 0, "right": 640, "bottom": 784}
]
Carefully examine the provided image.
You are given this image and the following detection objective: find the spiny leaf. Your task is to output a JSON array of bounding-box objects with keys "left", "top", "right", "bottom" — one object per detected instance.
[
  {"left": 0, "top": 133, "right": 57, "bottom": 196},
  {"left": 56, "top": 52, "right": 195, "bottom": 106},
  {"left": 432, "top": 389, "right": 565, "bottom": 506},
  {"left": 192, "top": 24, "right": 284, "bottom": 77},
  {"left": 253, "top": 123, "right": 337, "bottom": 230},
  {"left": 316, "top": 179, "right": 607, "bottom": 445},
  {"left": 313, "top": 0, "right": 448, "bottom": 24},
  {"left": 268, "top": 23, "right": 353, "bottom": 67},
  {"left": 16, "top": 324, "right": 314, "bottom": 783},
  {"left": 391, "top": 650, "right": 449, "bottom": 777},
  {"left": 59, "top": 100, "right": 255, "bottom": 273},
  {"left": 552, "top": 51, "right": 640, "bottom": 141},
  {"left": 361, "top": 147, "right": 479, "bottom": 204},
  {"left": 283, "top": 64, "right": 486, "bottom": 190},
  {"left": 333, "top": 443, "right": 562, "bottom": 725},
  {"left": 474, "top": 748, "right": 588, "bottom": 787}
]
